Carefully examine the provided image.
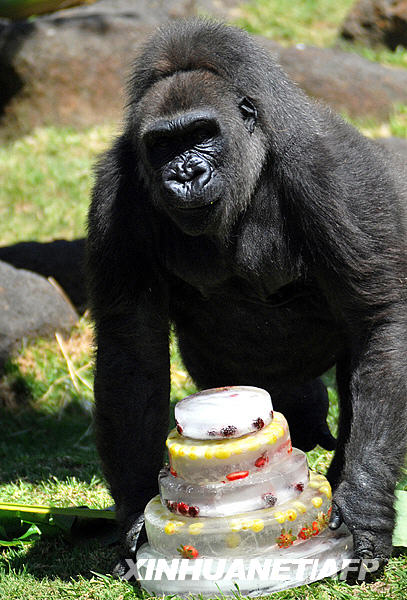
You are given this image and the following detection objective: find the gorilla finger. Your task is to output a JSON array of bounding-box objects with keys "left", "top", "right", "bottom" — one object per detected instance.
[{"left": 328, "top": 502, "right": 343, "bottom": 530}]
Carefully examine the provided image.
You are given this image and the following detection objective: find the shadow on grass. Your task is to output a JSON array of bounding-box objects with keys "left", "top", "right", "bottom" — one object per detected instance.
[{"left": 0, "top": 364, "right": 119, "bottom": 581}]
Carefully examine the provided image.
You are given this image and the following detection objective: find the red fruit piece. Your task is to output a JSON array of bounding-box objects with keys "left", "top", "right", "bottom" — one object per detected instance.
[
  {"left": 226, "top": 470, "right": 249, "bottom": 481},
  {"left": 298, "top": 526, "right": 313, "bottom": 540},
  {"left": 253, "top": 417, "right": 265, "bottom": 430},
  {"left": 188, "top": 505, "right": 199, "bottom": 517},
  {"left": 221, "top": 425, "right": 238, "bottom": 437},
  {"left": 175, "top": 420, "right": 183, "bottom": 435},
  {"left": 170, "top": 467, "right": 177, "bottom": 477},
  {"left": 295, "top": 482, "right": 304, "bottom": 492},
  {"left": 255, "top": 454, "right": 268, "bottom": 468},
  {"left": 177, "top": 502, "right": 189, "bottom": 515},
  {"left": 177, "top": 544, "right": 199, "bottom": 559}
]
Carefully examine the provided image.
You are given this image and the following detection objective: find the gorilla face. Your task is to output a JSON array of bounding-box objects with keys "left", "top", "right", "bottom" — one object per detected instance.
[{"left": 137, "top": 71, "right": 264, "bottom": 236}]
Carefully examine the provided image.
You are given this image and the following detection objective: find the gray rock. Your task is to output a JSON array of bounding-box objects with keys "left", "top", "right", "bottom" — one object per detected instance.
[
  {"left": 261, "top": 39, "right": 407, "bottom": 119},
  {"left": 341, "top": 0, "right": 407, "bottom": 50},
  {"left": 0, "top": 239, "right": 87, "bottom": 313},
  {"left": 0, "top": 260, "right": 78, "bottom": 369}
]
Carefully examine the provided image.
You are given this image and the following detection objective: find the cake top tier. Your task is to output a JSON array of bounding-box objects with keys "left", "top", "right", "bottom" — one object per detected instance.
[{"left": 174, "top": 386, "right": 273, "bottom": 440}]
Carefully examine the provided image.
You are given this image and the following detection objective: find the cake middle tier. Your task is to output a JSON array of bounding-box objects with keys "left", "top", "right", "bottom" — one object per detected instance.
[
  {"left": 160, "top": 448, "right": 309, "bottom": 517},
  {"left": 166, "top": 411, "right": 291, "bottom": 484}
]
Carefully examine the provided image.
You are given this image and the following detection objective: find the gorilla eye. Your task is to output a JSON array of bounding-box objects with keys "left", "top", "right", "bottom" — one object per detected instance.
[
  {"left": 239, "top": 97, "right": 258, "bottom": 134},
  {"left": 154, "top": 136, "right": 171, "bottom": 151}
]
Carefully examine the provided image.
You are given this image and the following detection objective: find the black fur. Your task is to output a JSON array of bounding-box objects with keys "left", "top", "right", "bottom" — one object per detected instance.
[{"left": 87, "top": 19, "right": 407, "bottom": 566}]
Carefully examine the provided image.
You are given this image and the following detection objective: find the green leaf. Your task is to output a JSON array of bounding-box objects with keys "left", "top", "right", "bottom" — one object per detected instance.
[
  {"left": 0, "top": 522, "right": 41, "bottom": 547},
  {"left": 393, "top": 490, "right": 407, "bottom": 547}
]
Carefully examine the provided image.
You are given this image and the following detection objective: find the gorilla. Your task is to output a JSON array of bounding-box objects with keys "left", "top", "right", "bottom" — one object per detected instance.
[{"left": 87, "top": 19, "right": 407, "bottom": 569}]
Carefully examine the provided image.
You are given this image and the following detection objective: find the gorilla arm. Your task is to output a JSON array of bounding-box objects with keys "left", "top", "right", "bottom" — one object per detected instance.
[
  {"left": 281, "top": 130, "right": 407, "bottom": 562},
  {"left": 87, "top": 135, "right": 170, "bottom": 547}
]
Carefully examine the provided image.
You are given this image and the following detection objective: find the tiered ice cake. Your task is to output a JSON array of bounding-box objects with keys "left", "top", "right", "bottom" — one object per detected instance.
[{"left": 137, "top": 386, "right": 353, "bottom": 595}]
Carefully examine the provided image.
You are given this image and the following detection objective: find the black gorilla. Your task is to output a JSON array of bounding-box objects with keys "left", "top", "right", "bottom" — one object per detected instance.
[{"left": 87, "top": 19, "right": 407, "bottom": 567}]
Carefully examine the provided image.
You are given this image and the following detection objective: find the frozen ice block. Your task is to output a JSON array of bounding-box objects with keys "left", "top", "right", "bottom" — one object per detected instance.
[
  {"left": 159, "top": 448, "right": 309, "bottom": 517},
  {"left": 136, "top": 524, "right": 353, "bottom": 598},
  {"left": 167, "top": 412, "right": 291, "bottom": 484},
  {"left": 145, "top": 471, "right": 332, "bottom": 558},
  {"left": 174, "top": 386, "right": 273, "bottom": 440}
]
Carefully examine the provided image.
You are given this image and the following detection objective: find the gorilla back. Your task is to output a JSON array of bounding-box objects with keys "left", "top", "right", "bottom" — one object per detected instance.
[{"left": 87, "top": 19, "right": 407, "bottom": 568}]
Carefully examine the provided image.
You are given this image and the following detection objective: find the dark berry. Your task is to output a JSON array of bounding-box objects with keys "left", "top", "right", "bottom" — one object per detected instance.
[
  {"left": 207, "top": 430, "right": 217, "bottom": 437},
  {"left": 188, "top": 505, "right": 199, "bottom": 517},
  {"left": 253, "top": 417, "right": 265, "bottom": 430},
  {"left": 166, "top": 501, "right": 177, "bottom": 513},
  {"left": 262, "top": 493, "right": 277, "bottom": 506},
  {"left": 221, "top": 425, "right": 238, "bottom": 437},
  {"left": 175, "top": 420, "right": 183, "bottom": 435},
  {"left": 295, "top": 482, "right": 304, "bottom": 492},
  {"left": 177, "top": 502, "right": 189, "bottom": 515}
]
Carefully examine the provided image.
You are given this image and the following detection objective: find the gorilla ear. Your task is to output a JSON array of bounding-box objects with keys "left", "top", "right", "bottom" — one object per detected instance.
[{"left": 239, "top": 97, "right": 258, "bottom": 134}]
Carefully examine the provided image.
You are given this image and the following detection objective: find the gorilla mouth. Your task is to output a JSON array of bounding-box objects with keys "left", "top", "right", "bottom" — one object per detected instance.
[{"left": 172, "top": 197, "right": 220, "bottom": 211}]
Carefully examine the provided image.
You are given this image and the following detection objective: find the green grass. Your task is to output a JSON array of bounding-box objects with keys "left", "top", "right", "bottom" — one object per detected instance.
[
  {"left": 0, "top": 125, "right": 114, "bottom": 244},
  {"left": 236, "top": 0, "right": 355, "bottom": 47}
]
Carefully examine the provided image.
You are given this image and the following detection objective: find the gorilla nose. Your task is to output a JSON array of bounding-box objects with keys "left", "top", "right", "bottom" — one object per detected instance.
[{"left": 174, "top": 157, "right": 210, "bottom": 185}]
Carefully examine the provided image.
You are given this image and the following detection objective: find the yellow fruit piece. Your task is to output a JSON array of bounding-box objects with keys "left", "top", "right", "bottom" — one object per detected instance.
[
  {"left": 273, "top": 511, "right": 286, "bottom": 524},
  {"left": 178, "top": 447, "right": 185, "bottom": 457},
  {"left": 246, "top": 438, "right": 260, "bottom": 452},
  {"left": 251, "top": 519, "right": 264, "bottom": 532},
  {"left": 292, "top": 501, "right": 307, "bottom": 514},
  {"left": 229, "top": 519, "right": 242, "bottom": 532},
  {"left": 285, "top": 509, "right": 297, "bottom": 521},
  {"left": 312, "top": 497, "right": 323, "bottom": 508},
  {"left": 164, "top": 522, "right": 176, "bottom": 535},
  {"left": 309, "top": 481, "right": 321, "bottom": 489},
  {"left": 240, "top": 519, "right": 253, "bottom": 530},
  {"left": 188, "top": 447, "right": 198, "bottom": 460},
  {"left": 226, "top": 532, "right": 241, "bottom": 548},
  {"left": 204, "top": 447, "right": 214, "bottom": 459},
  {"left": 314, "top": 474, "right": 327, "bottom": 482},
  {"left": 189, "top": 522, "right": 204, "bottom": 535},
  {"left": 215, "top": 448, "right": 231, "bottom": 459},
  {"left": 170, "top": 444, "right": 182, "bottom": 457},
  {"left": 273, "top": 425, "right": 285, "bottom": 438},
  {"left": 319, "top": 485, "right": 332, "bottom": 499},
  {"left": 267, "top": 433, "right": 278, "bottom": 445}
]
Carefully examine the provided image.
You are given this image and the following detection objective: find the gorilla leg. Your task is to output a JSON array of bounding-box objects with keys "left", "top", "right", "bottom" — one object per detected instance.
[{"left": 273, "top": 378, "right": 336, "bottom": 452}]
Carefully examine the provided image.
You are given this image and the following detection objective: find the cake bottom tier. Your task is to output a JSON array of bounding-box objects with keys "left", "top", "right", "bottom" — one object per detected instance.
[
  {"left": 136, "top": 525, "right": 353, "bottom": 597},
  {"left": 145, "top": 472, "right": 332, "bottom": 558}
]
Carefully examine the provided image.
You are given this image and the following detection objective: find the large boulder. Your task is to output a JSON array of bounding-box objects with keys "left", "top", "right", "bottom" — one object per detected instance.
[
  {"left": 261, "top": 39, "right": 407, "bottom": 119},
  {"left": 0, "top": 239, "right": 86, "bottom": 312},
  {"left": 0, "top": 260, "right": 78, "bottom": 369},
  {"left": 341, "top": 0, "right": 407, "bottom": 50},
  {"left": 0, "top": 0, "right": 243, "bottom": 140}
]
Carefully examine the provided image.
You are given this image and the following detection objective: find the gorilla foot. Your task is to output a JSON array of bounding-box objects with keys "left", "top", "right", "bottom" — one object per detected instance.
[{"left": 329, "top": 485, "right": 393, "bottom": 582}]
